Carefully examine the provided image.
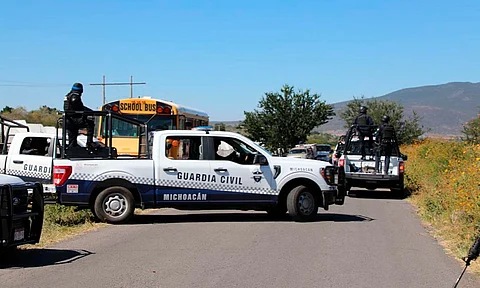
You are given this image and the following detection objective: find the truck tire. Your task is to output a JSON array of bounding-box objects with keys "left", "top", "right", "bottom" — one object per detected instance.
[
  {"left": 94, "top": 186, "right": 135, "bottom": 224},
  {"left": 286, "top": 185, "right": 318, "bottom": 221}
]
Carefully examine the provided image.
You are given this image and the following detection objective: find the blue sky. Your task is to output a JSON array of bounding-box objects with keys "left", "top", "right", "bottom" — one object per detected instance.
[{"left": 1, "top": 0, "right": 479, "bottom": 121}]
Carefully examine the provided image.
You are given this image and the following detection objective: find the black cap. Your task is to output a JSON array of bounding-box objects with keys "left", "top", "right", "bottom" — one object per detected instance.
[{"left": 72, "top": 82, "right": 83, "bottom": 93}]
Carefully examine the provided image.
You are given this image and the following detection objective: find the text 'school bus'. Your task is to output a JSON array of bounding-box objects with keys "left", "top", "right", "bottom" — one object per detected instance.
[{"left": 95, "top": 97, "right": 209, "bottom": 156}]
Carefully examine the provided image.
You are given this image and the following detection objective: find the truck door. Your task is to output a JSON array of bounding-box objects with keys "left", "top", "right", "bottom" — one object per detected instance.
[
  {"left": 6, "top": 136, "right": 53, "bottom": 187},
  {"left": 155, "top": 134, "right": 212, "bottom": 204},
  {"left": 207, "top": 136, "right": 277, "bottom": 203}
]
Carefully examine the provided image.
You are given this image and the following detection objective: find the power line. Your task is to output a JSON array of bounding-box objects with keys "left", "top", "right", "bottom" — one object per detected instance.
[
  {"left": 89, "top": 75, "right": 146, "bottom": 105},
  {"left": 0, "top": 80, "right": 70, "bottom": 86},
  {"left": 0, "top": 84, "right": 68, "bottom": 87}
]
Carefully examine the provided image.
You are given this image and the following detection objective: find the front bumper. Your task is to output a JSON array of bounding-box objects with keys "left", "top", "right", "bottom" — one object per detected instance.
[{"left": 1, "top": 182, "right": 44, "bottom": 252}]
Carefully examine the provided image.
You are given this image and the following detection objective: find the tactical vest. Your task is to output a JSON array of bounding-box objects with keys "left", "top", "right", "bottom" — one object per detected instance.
[
  {"left": 63, "top": 94, "right": 72, "bottom": 111},
  {"left": 381, "top": 125, "right": 394, "bottom": 141},
  {"left": 356, "top": 114, "right": 368, "bottom": 126},
  {"left": 356, "top": 114, "right": 371, "bottom": 134}
]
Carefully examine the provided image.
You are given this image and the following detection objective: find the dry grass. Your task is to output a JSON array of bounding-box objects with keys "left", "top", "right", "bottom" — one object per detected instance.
[
  {"left": 403, "top": 139, "right": 480, "bottom": 274},
  {"left": 21, "top": 207, "right": 159, "bottom": 249}
]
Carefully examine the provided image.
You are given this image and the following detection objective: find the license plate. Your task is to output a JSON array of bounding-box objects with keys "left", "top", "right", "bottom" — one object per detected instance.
[{"left": 14, "top": 229, "right": 24, "bottom": 241}]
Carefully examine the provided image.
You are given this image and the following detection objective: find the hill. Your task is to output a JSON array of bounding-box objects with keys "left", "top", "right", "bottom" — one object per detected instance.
[{"left": 212, "top": 82, "right": 480, "bottom": 136}]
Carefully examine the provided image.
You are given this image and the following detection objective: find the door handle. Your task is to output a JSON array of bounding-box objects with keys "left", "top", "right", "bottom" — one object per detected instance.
[
  {"left": 13, "top": 160, "right": 23, "bottom": 164},
  {"left": 163, "top": 167, "right": 177, "bottom": 172},
  {"left": 214, "top": 168, "right": 228, "bottom": 172}
]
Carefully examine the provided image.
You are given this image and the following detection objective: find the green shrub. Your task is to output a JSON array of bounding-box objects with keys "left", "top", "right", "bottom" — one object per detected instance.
[{"left": 44, "top": 205, "right": 95, "bottom": 226}]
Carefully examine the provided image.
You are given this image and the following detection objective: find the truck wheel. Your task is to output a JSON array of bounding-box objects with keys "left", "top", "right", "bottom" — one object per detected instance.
[
  {"left": 286, "top": 185, "right": 318, "bottom": 221},
  {"left": 94, "top": 186, "right": 135, "bottom": 224}
]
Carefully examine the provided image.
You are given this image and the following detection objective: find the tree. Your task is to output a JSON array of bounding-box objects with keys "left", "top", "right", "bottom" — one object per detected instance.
[
  {"left": 1, "top": 106, "right": 13, "bottom": 114},
  {"left": 214, "top": 122, "right": 226, "bottom": 131},
  {"left": 461, "top": 109, "right": 480, "bottom": 144},
  {"left": 339, "top": 96, "right": 427, "bottom": 145},
  {"left": 0, "top": 105, "right": 60, "bottom": 126},
  {"left": 239, "top": 84, "right": 335, "bottom": 153}
]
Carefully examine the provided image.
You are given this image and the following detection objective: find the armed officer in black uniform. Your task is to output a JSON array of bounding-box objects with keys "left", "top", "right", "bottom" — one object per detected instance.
[
  {"left": 374, "top": 115, "right": 395, "bottom": 174},
  {"left": 63, "top": 83, "right": 95, "bottom": 148},
  {"left": 353, "top": 106, "right": 375, "bottom": 160}
]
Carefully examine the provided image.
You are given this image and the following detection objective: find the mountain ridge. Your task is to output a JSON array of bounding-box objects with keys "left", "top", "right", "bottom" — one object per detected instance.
[{"left": 211, "top": 81, "right": 480, "bottom": 136}]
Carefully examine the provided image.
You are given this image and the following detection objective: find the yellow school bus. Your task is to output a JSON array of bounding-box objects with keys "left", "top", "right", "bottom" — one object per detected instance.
[{"left": 95, "top": 96, "right": 209, "bottom": 156}]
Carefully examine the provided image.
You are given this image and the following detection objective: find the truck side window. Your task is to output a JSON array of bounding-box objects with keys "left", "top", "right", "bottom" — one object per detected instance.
[
  {"left": 20, "top": 137, "right": 51, "bottom": 156},
  {"left": 212, "top": 137, "right": 259, "bottom": 165},
  {"left": 165, "top": 136, "right": 202, "bottom": 160}
]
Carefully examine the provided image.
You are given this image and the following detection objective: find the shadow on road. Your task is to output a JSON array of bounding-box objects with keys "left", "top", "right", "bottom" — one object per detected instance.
[
  {"left": 347, "top": 189, "right": 410, "bottom": 200},
  {"left": 127, "top": 212, "right": 375, "bottom": 225},
  {"left": 0, "top": 248, "right": 94, "bottom": 269}
]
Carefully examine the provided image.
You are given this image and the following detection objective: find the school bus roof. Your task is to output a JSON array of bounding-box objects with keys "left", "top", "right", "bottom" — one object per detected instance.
[
  {"left": 158, "top": 99, "right": 209, "bottom": 118},
  {"left": 108, "top": 97, "right": 209, "bottom": 118}
]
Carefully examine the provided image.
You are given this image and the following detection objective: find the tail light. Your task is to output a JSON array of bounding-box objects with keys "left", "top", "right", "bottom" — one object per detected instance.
[
  {"left": 399, "top": 162, "right": 405, "bottom": 174},
  {"left": 53, "top": 166, "right": 72, "bottom": 186},
  {"left": 339, "top": 159, "right": 345, "bottom": 167},
  {"left": 321, "top": 167, "right": 335, "bottom": 185}
]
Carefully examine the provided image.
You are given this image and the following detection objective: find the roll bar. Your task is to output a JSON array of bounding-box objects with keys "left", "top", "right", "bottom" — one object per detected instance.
[
  {"left": 0, "top": 115, "right": 30, "bottom": 155},
  {"left": 56, "top": 110, "right": 148, "bottom": 159}
]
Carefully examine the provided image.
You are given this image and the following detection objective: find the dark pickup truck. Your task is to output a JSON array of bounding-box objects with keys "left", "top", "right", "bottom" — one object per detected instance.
[{"left": 0, "top": 175, "right": 44, "bottom": 255}]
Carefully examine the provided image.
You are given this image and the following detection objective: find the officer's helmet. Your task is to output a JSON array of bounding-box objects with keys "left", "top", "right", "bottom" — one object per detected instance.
[
  {"left": 381, "top": 115, "right": 390, "bottom": 123},
  {"left": 359, "top": 106, "right": 367, "bottom": 114},
  {"left": 72, "top": 82, "right": 83, "bottom": 93}
]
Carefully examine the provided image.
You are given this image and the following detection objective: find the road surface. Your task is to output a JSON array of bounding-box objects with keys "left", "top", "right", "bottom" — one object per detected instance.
[{"left": 1, "top": 189, "right": 479, "bottom": 288}]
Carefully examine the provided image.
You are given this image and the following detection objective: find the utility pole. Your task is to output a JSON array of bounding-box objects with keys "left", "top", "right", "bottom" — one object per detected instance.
[{"left": 89, "top": 75, "right": 146, "bottom": 105}]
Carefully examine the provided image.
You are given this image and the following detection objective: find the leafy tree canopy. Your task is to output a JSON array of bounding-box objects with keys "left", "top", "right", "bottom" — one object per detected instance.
[
  {"left": 239, "top": 84, "right": 335, "bottom": 153},
  {"left": 1, "top": 105, "right": 60, "bottom": 126},
  {"left": 461, "top": 108, "right": 480, "bottom": 144},
  {"left": 339, "top": 96, "right": 427, "bottom": 145}
]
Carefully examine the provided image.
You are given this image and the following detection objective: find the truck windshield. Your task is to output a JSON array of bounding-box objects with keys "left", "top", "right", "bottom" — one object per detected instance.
[
  {"left": 316, "top": 145, "right": 331, "bottom": 151},
  {"left": 289, "top": 149, "right": 306, "bottom": 154}
]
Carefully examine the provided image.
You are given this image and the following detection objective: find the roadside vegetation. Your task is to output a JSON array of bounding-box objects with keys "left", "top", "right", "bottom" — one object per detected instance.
[
  {"left": 402, "top": 111, "right": 480, "bottom": 273},
  {"left": 24, "top": 205, "right": 103, "bottom": 248}
]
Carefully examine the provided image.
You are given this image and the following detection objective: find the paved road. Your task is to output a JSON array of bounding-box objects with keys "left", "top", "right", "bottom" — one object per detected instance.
[{"left": 1, "top": 189, "right": 479, "bottom": 288}]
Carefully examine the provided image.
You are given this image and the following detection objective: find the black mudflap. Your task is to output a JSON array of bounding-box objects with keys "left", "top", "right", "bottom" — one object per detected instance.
[{"left": 335, "top": 167, "right": 346, "bottom": 205}]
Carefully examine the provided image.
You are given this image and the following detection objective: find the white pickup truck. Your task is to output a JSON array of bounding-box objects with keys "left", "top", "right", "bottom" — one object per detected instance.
[
  {"left": 337, "top": 125, "right": 407, "bottom": 197},
  {"left": 53, "top": 129, "right": 346, "bottom": 223},
  {"left": 0, "top": 115, "right": 102, "bottom": 198}
]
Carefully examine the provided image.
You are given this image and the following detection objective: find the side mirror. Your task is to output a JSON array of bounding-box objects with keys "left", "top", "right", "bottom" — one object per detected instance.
[
  {"left": 330, "top": 149, "right": 334, "bottom": 153},
  {"left": 166, "top": 143, "right": 172, "bottom": 150},
  {"left": 253, "top": 154, "right": 268, "bottom": 165},
  {"left": 400, "top": 153, "right": 408, "bottom": 161}
]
